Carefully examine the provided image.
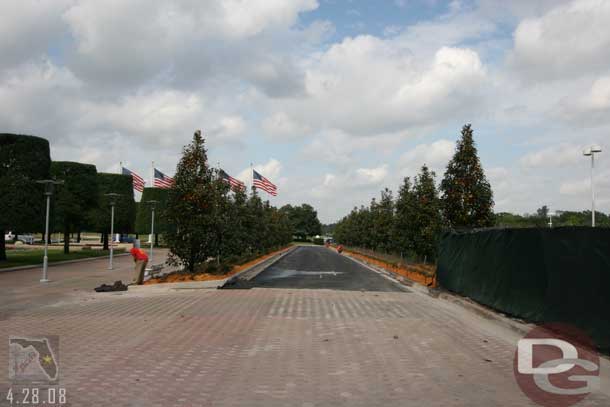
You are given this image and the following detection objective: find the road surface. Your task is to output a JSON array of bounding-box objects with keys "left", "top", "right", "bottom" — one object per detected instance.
[
  {"left": 250, "top": 246, "right": 406, "bottom": 291},
  {"left": 0, "top": 245, "right": 608, "bottom": 406}
]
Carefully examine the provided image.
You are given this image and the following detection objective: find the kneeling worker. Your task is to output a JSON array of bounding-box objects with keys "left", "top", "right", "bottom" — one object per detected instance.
[{"left": 129, "top": 242, "right": 148, "bottom": 285}]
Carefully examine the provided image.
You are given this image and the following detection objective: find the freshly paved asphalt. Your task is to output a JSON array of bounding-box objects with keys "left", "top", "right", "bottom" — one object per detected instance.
[{"left": 250, "top": 246, "right": 407, "bottom": 292}]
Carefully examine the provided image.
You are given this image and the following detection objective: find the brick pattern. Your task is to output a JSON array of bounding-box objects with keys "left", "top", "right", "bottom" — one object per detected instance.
[{"left": 1, "top": 287, "right": 609, "bottom": 406}]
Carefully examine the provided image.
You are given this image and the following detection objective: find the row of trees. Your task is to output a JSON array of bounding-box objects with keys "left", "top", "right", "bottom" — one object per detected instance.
[
  {"left": 0, "top": 132, "right": 302, "bottom": 268},
  {"left": 496, "top": 206, "right": 610, "bottom": 228},
  {"left": 165, "top": 130, "right": 294, "bottom": 272},
  {"left": 333, "top": 124, "right": 495, "bottom": 261}
]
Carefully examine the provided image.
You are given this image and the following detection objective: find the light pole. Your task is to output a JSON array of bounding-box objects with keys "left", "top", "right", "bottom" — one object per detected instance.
[
  {"left": 105, "top": 193, "right": 120, "bottom": 270},
  {"left": 36, "top": 180, "right": 64, "bottom": 283},
  {"left": 144, "top": 200, "right": 158, "bottom": 271},
  {"left": 583, "top": 146, "right": 602, "bottom": 227}
]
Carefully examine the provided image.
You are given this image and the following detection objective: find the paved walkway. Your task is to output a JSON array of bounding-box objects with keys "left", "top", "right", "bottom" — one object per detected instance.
[
  {"left": 0, "top": 248, "right": 608, "bottom": 406},
  {"left": 0, "top": 249, "right": 170, "bottom": 317}
]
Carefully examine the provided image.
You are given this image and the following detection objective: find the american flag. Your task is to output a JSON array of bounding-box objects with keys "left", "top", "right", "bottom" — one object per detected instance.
[
  {"left": 253, "top": 169, "right": 277, "bottom": 196},
  {"left": 154, "top": 168, "right": 174, "bottom": 189},
  {"left": 219, "top": 169, "right": 245, "bottom": 191},
  {"left": 122, "top": 167, "right": 145, "bottom": 192}
]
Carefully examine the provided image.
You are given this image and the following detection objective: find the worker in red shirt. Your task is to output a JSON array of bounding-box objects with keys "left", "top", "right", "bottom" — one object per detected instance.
[{"left": 129, "top": 242, "right": 148, "bottom": 285}]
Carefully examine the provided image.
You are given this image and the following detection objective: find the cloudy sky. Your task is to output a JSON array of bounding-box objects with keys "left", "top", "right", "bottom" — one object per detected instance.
[{"left": 1, "top": 0, "right": 609, "bottom": 223}]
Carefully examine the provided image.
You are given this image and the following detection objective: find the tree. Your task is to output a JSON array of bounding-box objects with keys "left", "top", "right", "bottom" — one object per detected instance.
[
  {"left": 91, "top": 173, "right": 136, "bottom": 250},
  {"left": 370, "top": 188, "right": 394, "bottom": 252},
  {"left": 440, "top": 124, "right": 494, "bottom": 229},
  {"left": 394, "top": 177, "right": 417, "bottom": 256},
  {"left": 165, "top": 130, "right": 218, "bottom": 272},
  {"left": 135, "top": 187, "right": 170, "bottom": 245},
  {"left": 0, "top": 134, "right": 51, "bottom": 261},
  {"left": 51, "top": 161, "right": 98, "bottom": 254},
  {"left": 411, "top": 165, "right": 443, "bottom": 261},
  {"left": 280, "top": 204, "right": 322, "bottom": 239}
]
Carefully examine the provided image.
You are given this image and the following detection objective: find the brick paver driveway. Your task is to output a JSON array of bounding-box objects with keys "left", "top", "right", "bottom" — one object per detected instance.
[{"left": 1, "top": 247, "right": 608, "bottom": 406}]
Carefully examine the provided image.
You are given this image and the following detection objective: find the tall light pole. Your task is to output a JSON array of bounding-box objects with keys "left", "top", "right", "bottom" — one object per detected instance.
[
  {"left": 36, "top": 180, "right": 64, "bottom": 283},
  {"left": 144, "top": 200, "right": 158, "bottom": 271},
  {"left": 583, "top": 146, "right": 602, "bottom": 227},
  {"left": 105, "top": 193, "right": 120, "bottom": 270}
]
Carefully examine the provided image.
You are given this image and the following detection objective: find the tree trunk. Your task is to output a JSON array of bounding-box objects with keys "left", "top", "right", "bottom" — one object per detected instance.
[
  {"left": 155, "top": 233, "right": 159, "bottom": 246},
  {"left": 63, "top": 230, "right": 70, "bottom": 254},
  {"left": 103, "top": 233, "right": 109, "bottom": 251},
  {"left": 135, "top": 233, "right": 139, "bottom": 239},
  {"left": 77, "top": 231, "right": 81, "bottom": 243},
  {"left": 100, "top": 233, "right": 103, "bottom": 243},
  {"left": 0, "top": 231, "right": 6, "bottom": 261}
]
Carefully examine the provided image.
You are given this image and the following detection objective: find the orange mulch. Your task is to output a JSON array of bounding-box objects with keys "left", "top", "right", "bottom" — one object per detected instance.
[
  {"left": 343, "top": 249, "right": 437, "bottom": 288},
  {"left": 143, "top": 246, "right": 292, "bottom": 285}
]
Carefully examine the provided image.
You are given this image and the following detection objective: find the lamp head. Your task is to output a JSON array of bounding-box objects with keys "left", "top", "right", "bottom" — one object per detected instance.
[
  {"left": 583, "top": 148, "right": 592, "bottom": 156},
  {"left": 591, "top": 145, "right": 602, "bottom": 153}
]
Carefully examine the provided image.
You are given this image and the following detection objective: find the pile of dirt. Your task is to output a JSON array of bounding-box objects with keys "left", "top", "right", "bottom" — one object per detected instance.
[
  {"left": 343, "top": 249, "right": 437, "bottom": 287},
  {"left": 94, "top": 280, "right": 128, "bottom": 292}
]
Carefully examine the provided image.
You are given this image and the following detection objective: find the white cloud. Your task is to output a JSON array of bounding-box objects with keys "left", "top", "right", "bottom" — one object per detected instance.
[
  {"left": 261, "top": 112, "right": 310, "bottom": 141},
  {"left": 398, "top": 139, "right": 455, "bottom": 176},
  {"left": 510, "top": 0, "right": 610, "bottom": 81},
  {"left": 0, "top": 0, "right": 72, "bottom": 71},
  {"left": 520, "top": 144, "right": 583, "bottom": 168},
  {"left": 272, "top": 36, "right": 488, "bottom": 137}
]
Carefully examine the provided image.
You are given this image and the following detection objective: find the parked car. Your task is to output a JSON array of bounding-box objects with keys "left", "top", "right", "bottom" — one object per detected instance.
[
  {"left": 120, "top": 235, "right": 135, "bottom": 243},
  {"left": 17, "top": 234, "right": 35, "bottom": 244}
]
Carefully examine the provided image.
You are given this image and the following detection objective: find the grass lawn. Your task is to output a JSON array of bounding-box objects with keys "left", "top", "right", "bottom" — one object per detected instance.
[{"left": 0, "top": 248, "right": 125, "bottom": 269}]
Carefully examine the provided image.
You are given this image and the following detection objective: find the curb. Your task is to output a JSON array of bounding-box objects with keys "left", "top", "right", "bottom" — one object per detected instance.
[
  {"left": 219, "top": 246, "right": 298, "bottom": 288},
  {"left": 0, "top": 253, "right": 130, "bottom": 273}
]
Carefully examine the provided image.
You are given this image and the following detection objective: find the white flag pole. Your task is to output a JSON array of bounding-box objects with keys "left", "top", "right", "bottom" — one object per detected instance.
[{"left": 250, "top": 163, "right": 254, "bottom": 194}]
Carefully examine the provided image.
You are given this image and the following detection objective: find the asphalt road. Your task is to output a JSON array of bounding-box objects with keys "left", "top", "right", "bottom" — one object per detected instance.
[{"left": 250, "top": 246, "right": 407, "bottom": 292}]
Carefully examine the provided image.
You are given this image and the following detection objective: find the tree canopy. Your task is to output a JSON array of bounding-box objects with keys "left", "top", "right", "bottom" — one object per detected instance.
[
  {"left": 279, "top": 203, "right": 322, "bottom": 238},
  {"left": 0, "top": 134, "right": 51, "bottom": 261},
  {"left": 51, "top": 161, "right": 99, "bottom": 253},
  {"left": 440, "top": 124, "right": 494, "bottom": 229},
  {"left": 165, "top": 130, "right": 293, "bottom": 272}
]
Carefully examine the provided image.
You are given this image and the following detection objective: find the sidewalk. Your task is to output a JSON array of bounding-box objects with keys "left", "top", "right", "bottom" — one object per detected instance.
[{"left": 0, "top": 249, "right": 171, "bottom": 317}]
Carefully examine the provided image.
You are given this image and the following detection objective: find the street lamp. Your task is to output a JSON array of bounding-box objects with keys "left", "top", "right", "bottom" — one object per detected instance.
[
  {"left": 548, "top": 212, "right": 555, "bottom": 228},
  {"left": 144, "top": 200, "right": 158, "bottom": 271},
  {"left": 104, "top": 193, "right": 121, "bottom": 270},
  {"left": 36, "top": 179, "right": 64, "bottom": 283},
  {"left": 583, "top": 146, "right": 602, "bottom": 227}
]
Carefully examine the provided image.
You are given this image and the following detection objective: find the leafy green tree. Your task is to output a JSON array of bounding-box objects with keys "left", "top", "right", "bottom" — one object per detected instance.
[
  {"left": 135, "top": 187, "right": 170, "bottom": 245},
  {"left": 440, "top": 124, "right": 494, "bottom": 229},
  {"left": 411, "top": 165, "right": 443, "bottom": 261},
  {"left": 280, "top": 204, "right": 322, "bottom": 239},
  {"left": 394, "top": 177, "right": 417, "bottom": 256},
  {"left": 91, "top": 173, "right": 136, "bottom": 250},
  {"left": 0, "top": 134, "right": 51, "bottom": 261},
  {"left": 370, "top": 188, "right": 394, "bottom": 252},
  {"left": 165, "top": 131, "right": 219, "bottom": 272},
  {"left": 51, "top": 162, "right": 98, "bottom": 254}
]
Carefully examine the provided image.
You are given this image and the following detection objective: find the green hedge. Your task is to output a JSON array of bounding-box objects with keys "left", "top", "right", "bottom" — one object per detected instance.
[{"left": 0, "top": 134, "right": 51, "bottom": 232}]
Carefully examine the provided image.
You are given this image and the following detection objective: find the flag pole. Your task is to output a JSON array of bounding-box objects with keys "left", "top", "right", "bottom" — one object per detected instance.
[
  {"left": 119, "top": 161, "right": 122, "bottom": 174},
  {"left": 151, "top": 161, "right": 154, "bottom": 189},
  {"left": 250, "top": 163, "right": 253, "bottom": 194}
]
